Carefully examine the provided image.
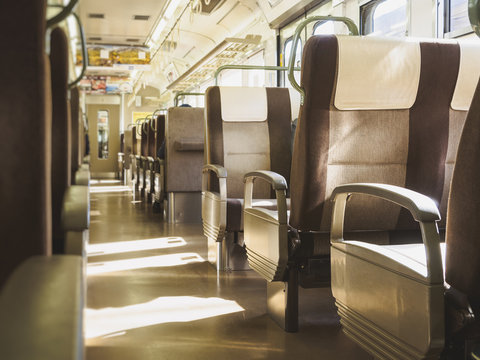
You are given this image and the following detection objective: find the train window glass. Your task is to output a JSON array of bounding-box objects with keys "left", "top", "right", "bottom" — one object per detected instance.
[
  {"left": 284, "top": 38, "right": 302, "bottom": 87},
  {"left": 245, "top": 50, "right": 266, "bottom": 87},
  {"left": 97, "top": 110, "right": 109, "bottom": 159},
  {"left": 284, "top": 38, "right": 302, "bottom": 68},
  {"left": 361, "top": 0, "right": 407, "bottom": 37},
  {"left": 446, "top": 0, "right": 471, "bottom": 35},
  {"left": 313, "top": 21, "right": 334, "bottom": 35},
  {"left": 219, "top": 69, "right": 242, "bottom": 86}
]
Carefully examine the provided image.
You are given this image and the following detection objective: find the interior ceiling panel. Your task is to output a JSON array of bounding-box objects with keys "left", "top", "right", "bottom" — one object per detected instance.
[{"left": 78, "top": 0, "right": 168, "bottom": 46}]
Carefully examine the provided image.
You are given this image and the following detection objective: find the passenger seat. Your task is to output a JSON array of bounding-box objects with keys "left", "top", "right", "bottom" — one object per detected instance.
[{"left": 203, "top": 86, "right": 295, "bottom": 271}]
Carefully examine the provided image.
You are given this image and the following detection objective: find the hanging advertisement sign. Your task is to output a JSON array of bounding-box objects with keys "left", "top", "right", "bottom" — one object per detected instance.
[
  {"left": 79, "top": 76, "right": 133, "bottom": 94},
  {"left": 77, "top": 45, "right": 151, "bottom": 69}
]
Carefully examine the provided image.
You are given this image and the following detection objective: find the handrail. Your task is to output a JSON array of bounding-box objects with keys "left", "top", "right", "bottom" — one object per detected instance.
[
  {"left": 135, "top": 118, "right": 145, "bottom": 136},
  {"left": 69, "top": 12, "right": 87, "bottom": 88},
  {"left": 47, "top": 5, "right": 87, "bottom": 89},
  {"left": 47, "top": 0, "right": 79, "bottom": 28},
  {"left": 152, "top": 109, "right": 167, "bottom": 118},
  {"left": 142, "top": 121, "right": 149, "bottom": 135},
  {"left": 214, "top": 65, "right": 301, "bottom": 86},
  {"left": 174, "top": 92, "right": 204, "bottom": 107},
  {"left": 288, "top": 16, "right": 359, "bottom": 102},
  {"left": 150, "top": 118, "right": 157, "bottom": 132}
]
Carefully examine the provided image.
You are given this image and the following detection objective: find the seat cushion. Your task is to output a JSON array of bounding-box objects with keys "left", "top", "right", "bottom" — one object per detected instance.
[
  {"left": 332, "top": 241, "right": 446, "bottom": 284},
  {"left": 227, "top": 198, "right": 291, "bottom": 232}
]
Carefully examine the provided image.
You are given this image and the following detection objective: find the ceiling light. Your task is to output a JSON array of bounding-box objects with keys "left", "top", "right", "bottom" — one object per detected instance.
[
  {"left": 164, "top": 0, "right": 181, "bottom": 19},
  {"left": 150, "top": 18, "right": 167, "bottom": 44}
]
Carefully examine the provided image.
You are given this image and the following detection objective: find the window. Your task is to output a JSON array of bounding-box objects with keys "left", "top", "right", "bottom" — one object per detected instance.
[
  {"left": 445, "top": 0, "right": 471, "bottom": 35},
  {"left": 284, "top": 38, "right": 302, "bottom": 68},
  {"left": 313, "top": 21, "right": 335, "bottom": 35},
  {"left": 283, "top": 38, "right": 302, "bottom": 87},
  {"left": 313, "top": 20, "right": 350, "bottom": 35},
  {"left": 97, "top": 110, "right": 109, "bottom": 159},
  {"left": 361, "top": 0, "right": 408, "bottom": 37}
]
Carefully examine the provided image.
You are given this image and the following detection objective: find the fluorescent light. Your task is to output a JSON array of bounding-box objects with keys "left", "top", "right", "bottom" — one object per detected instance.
[
  {"left": 164, "top": 0, "right": 181, "bottom": 19},
  {"left": 150, "top": 18, "right": 167, "bottom": 44}
]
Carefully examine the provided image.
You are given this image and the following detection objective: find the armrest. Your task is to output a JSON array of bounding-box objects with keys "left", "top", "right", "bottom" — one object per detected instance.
[
  {"left": 147, "top": 156, "right": 155, "bottom": 164},
  {"left": 202, "top": 164, "right": 227, "bottom": 201},
  {"left": 202, "top": 164, "right": 227, "bottom": 178},
  {"left": 332, "top": 183, "right": 440, "bottom": 223},
  {"left": 154, "top": 158, "right": 164, "bottom": 172},
  {"left": 330, "top": 182, "right": 443, "bottom": 283},
  {"left": 62, "top": 185, "right": 90, "bottom": 231},
  {"left": 243, "top": 170, "right": 287, "bottom": 191},
  {"left": 243, "top": 170, "right": 288, "bottom": 225},
  {"left": 74, "top": 168, "right": 90, "bottom": 186},
  {"left": 0, "top": 255, "right": 84, "bottom": 360}
]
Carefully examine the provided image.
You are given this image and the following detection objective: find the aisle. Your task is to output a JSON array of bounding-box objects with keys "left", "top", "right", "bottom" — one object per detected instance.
[{"left": 85, "top": 180, "right": 372, "bottom": 360}]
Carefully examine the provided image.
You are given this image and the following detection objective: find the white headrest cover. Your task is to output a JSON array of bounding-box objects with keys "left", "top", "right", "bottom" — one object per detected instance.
[
  {"left": 335, "top": 36, "right": 421, "bottom": 110},
  {"left": 288, "top": 88, "right": 301, "bottom": 121},
  {"left": 451, "top": 42, "right": 480, "bottom": 111},
  {"left": 220, "top": 87, "right": 268, "bottom": 122}
]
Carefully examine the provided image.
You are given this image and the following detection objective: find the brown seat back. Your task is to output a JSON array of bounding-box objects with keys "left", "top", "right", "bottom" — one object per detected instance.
[
  {"left": 155, "top": 114, "right": 166, "bottom": 157},
  {"left": 446, "top": 79, "right": 480, "bottom": 307},
  {"left": 205, "top": 86, "right": 293, "bottom": 199},
  {"left": 165, "top": 107, "right": 204, "bottom": 192},
  {"left": 50, "top": 27, "right": 72, "bottom": 254},
  {"left": 0, "top": 0, "right": 51, "bottom": 285},
  {"left": 290, "top": 35, "right": 467, "bottom": 254}
]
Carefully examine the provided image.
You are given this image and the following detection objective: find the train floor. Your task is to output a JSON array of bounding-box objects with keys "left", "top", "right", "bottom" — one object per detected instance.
[{"left": 85, "top": 179, "right": 373, "bottom": 360}]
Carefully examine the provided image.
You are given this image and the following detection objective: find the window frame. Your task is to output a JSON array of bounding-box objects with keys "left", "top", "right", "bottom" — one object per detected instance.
[
  {"left": 360, "top": 0, "right": 408, "bottom": 37},
  {"left": 444, "top": 0, "right": 473, "bottom": 38}
]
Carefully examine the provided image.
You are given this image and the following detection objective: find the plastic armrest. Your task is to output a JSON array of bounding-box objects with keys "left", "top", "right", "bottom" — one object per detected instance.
[
  {"left": 330, "top": 182, "right": 443, "bottom": 283},
  {"left": 243, "top": 170, "right": 288, "bottom": 224},
  {"left": 202, "top": 164, "right": 227, "bottom": 201},
  {"left": 75, "top": 168, "right": 90, "bottom": 186},
  {"left": 0, "top": 256, "right": 84, "bottom": 360},
  {"left": 62, "top": 185, "right": 90, "bottom": 231},
  {"left": 244, "top": 170, "right": 287, "bottom": 191}
]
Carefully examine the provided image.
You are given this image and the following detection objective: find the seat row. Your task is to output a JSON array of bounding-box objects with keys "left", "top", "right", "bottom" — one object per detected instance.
[
  {"left": 123, "top": 106, "right": 205, "bottom": 223},
  {"left": 200, "top": 35, "right": 480, "bottom": 359},
  {"left": 0, "top": 1, "right": 89, "bottom": 359}
]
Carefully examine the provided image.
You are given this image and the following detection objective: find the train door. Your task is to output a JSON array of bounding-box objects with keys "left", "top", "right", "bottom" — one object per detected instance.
[{"left": 87, "top": 104, "right": 120, "bottom": 176}]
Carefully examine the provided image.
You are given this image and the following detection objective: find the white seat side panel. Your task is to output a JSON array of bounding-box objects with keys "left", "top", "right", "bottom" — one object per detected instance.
[
  {"left": 335, "top": 36, "right": 421, "bottom": 110},
  {"left": 220, "top": 86, "right": 268, "bottom": 122},
  {"left": 451, "top": 41, "right": 480, "bottom": 111},
  {"left": 288, "top": 88, "right": 301, "bottom": 121}
]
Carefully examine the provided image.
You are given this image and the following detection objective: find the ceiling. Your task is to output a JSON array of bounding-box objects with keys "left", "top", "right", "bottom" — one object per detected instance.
[{"left": 78, "top": 0, "right": 168, "bottom": 46}]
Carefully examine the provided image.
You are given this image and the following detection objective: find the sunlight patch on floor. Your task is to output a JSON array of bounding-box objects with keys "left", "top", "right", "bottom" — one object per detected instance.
[
  {"left": 87, "top": 237, "right": 187, "bottom": 257},
  {"left": 85, "top": 296, "right": 244, "bottom": 339},
  {"left": 90, "top": 186, "right": 132, "bottom": 194},
  {"left": 90, "top": 179, "right": 122, "bottom": 185},
  {"left": 87, "top": 252, "right": 205, "bottom": 275}
]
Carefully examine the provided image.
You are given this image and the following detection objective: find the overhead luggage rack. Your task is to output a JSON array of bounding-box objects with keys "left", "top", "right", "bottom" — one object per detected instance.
[{"left": 166, "top": 35, "right": 262, "bottom": 92}]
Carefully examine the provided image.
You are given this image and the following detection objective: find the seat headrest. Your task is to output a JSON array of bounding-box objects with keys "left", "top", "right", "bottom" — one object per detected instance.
[
  {"left": 220, "top": 87, "right": 268, "bottom": 122},
  {"left": 451, "top": 41, "right": 480, "bottom": 111},
  {"left": 334, "top": 36, "right": 421, "bottom": 110}
]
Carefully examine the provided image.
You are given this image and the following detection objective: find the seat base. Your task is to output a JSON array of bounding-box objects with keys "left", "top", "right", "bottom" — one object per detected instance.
[
  {"left": 331, "top": 243, "right": 445, "bottom": 360},
  {"left": 166, "top": 192, "right": 202, "bottom": 223},
  {"left": 207, "top": 232, "right": 249, "bottom": 271},
  {"left": 267, "top": 267, "right": 299, "bottom": 332}
]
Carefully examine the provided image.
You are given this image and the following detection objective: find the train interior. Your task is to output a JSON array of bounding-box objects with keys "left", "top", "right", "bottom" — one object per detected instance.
[{"left": 1, "top": 0, "right": 480, "bottom": 359}]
